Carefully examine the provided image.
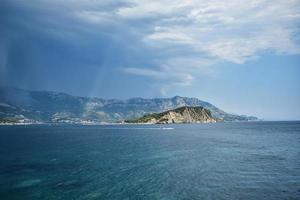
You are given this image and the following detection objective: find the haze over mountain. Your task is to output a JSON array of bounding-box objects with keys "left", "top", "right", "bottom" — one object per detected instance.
[{"left": 0, "top": 87, "right": 256, "bottom": 124}]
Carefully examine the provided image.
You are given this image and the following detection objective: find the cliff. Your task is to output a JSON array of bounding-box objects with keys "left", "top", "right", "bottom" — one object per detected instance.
[{"left": 125, "top": 106, "right": 220, "bottom": 124}]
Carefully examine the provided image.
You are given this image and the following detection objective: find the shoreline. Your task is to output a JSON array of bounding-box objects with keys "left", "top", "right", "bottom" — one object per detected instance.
[{"left": 0, "top": 120, "right": 283, "bottom": 126}]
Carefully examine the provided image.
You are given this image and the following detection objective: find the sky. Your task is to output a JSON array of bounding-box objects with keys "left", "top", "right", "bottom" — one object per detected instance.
[{"left": 0, "top": 0, "right": 300, "bottom": 120}]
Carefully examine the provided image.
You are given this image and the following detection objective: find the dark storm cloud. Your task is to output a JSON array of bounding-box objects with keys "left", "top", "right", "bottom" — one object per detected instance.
[
  {"left": 0, "top": 0, "right": 160, "bottom": 97},
  {"left": 1, "top": 0, "right": 299, "bottom": 100}
]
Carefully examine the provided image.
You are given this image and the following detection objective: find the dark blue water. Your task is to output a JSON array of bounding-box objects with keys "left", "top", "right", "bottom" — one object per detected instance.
[{"left": 0, "top": 122, "right": 299, "bottom": 200}]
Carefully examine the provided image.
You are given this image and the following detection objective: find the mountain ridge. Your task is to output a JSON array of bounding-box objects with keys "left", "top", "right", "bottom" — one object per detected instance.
[{"left": 0, "top": 87, "right": 257, "bottom": 124}]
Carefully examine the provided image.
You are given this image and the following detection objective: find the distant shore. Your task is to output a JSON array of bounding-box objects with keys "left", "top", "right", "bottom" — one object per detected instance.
[{"left": 0, "top": 120, "right": 267, "bottom": 126}]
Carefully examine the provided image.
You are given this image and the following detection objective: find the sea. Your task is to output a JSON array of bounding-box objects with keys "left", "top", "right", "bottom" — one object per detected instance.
[{"left": 0, "top": 121, "right": 299, "bottom": 200}]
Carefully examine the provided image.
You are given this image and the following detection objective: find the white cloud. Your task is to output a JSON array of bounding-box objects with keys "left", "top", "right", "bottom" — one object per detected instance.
[
  {"left": 119, "top": 0, "right": 300, "bottom": 62},
  {"left": 122, "top": 56, "right": 217, "bottom": 95},
  {"left": 204, "top": 27, "right": 300, "bottom": 63},
  {"left": 14, "top": 0, "right": 300, "bottom": 65},
  {"left": 4, "top": 0, "right": 300, "bottom": 95},
  {"left": 117, "top": 0, "right": 300, "bottom": 94},
  {"left": 122, "top": 66, "right": 193, "bottom": 85},
  {"left": 147, "top": 30, "right": 192, "bottom": 43},
  {"left": 76, "top": 11, "right": 114, "bottom": 24}
]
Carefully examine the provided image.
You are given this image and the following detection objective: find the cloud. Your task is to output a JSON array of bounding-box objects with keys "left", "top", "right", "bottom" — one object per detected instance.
[
  {"left": 122, "top": 66, "right": 194, "bottom": 85},
  {"left": 123, "top": 66, "right": 194, "bottom": 95},
  {"left": 133, "top": 0, "right": 300, "bottom": 62},
  {"left": 1, "top": 0, "right": 300, "bottom": 95},
  {"left": 117, "top": 0, "right": 300, "bottom": 94},
  {"left": 3, "top": 0, "right": 299, "bottom": 62},
  {"left": 206, "top": 27, "right": 300, "bottom": 63}
]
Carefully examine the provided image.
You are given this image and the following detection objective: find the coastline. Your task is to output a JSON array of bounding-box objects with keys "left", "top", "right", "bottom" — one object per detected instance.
[{"left": 0, "top": 120, "right": 265, "bottom": 126}]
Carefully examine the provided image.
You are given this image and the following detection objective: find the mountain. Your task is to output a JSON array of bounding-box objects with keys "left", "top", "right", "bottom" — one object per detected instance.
[
  {"left": 125, "top": 106, "right": 219, "bottom": 124},
  {"left": 0, "top": 87, "right": 257, "bottom": 124}
]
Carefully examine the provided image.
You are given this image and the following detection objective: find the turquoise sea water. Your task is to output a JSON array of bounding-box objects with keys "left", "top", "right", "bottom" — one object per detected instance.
[{"left": 0, "top": 122, "right": 299, "bottom": 200}]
